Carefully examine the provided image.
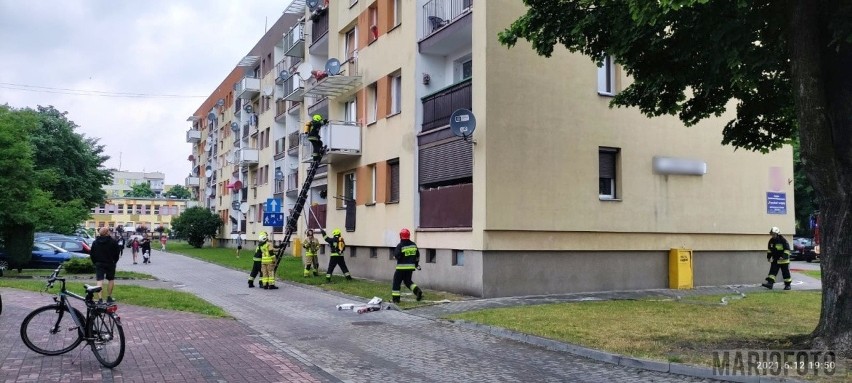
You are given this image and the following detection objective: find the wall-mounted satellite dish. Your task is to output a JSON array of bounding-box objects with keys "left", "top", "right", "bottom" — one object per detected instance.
[
  {"left": 230, "top": 121, "right": 239, "bottom": 132},
  {"left": 239, "top": 202, "right": 249, "bottom": 214},
  {"left": 296, "top": 62, "right": 313, "bottom": 79},
  {"left": 216, "top": 99, "right": 225, "bottom": 107},
  {"left": 325, "top": 58, "right": 341, "bottom": 76},
  {"left": 262, "top": 87, "right": 274, "bottom": 97},
  {"left": 244, "top": 104, "right": 254, "bottom": 114},
  {"left": 307, "top": 0, "right": 320, "bottom": 10},
  {"left": 289, "top": 161, "right": 298, "bottom": 170},
  {"left": 279, "top": 69, "right": 290, "bottom": 79},
  {"left": 205, "top": 165, "right": 212, "bottom": 174},
  {"left": 449, "top": 108, "right": 477, "bottom": 140},
  {"left": 207, "top": 112, "right": 217, "bottom": 121}
]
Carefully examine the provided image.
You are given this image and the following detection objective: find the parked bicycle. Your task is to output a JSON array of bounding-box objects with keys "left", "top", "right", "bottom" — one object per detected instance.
[{"left": 19, "top": 265, "right": 125, "bottom": 368}]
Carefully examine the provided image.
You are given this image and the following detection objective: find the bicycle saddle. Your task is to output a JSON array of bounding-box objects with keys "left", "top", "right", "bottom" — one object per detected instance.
[{"left": 84, "top": 285, "right": 103, "bottom": 294}]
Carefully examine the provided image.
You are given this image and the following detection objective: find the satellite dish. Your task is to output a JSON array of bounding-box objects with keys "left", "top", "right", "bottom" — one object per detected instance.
[
  {"left": 207, "top": 112, "right": 217, "bottom": 121},
  {"left": 325, "top": 58, "right": 341, "bottom": 76},
  {"left": 205, "top": 165, "right": 212, "bottom": 174},
  {"left": 262, "top": 87, "right": 274, "bottom": 97},
  {"left": 289, "top": 161, "right": 298, "bottom": 170},
  {"left": 279, "top": 69, "right": 289, "bottom": 79},
  {"left": 206, "top": 187, "right": 213, "bottom": 196},
  {"left": 216, "top": 99, "right": 225, "bottom": 107},
  {"left": 244, "top": 104, "right": 253, "bottom": 114},
  {"left": 204, "top": 141, "right": 211, "bottom": 152},
  {"left": 307, "top": 0, "right": 320, "bottom": 10},
  {"left": 239, "top": 202, "right": 249, "bottom": 214},
  {"left": 296, "top": 62, "right": 313, "bottom": 80},
  {"left": 230, "top": 121, "right": 239, "bottom": 132},
  {"left": 449, "top": 108, "right": 477, "bottom": 138}
]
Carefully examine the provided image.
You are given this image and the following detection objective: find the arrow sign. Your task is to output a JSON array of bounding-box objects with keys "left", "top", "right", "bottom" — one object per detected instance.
[{"left": 266, "top": 198, "right": 282, "bottom": 213}]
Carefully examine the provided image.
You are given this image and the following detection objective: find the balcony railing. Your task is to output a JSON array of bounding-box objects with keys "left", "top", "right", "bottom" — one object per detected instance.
[
  {"left": 310, "top": 9, "right": 329, "bottom": 46},
  {"left": 287, "top": 131, "right": 301, "bottom": 152},
  {"left": 286, "top": 173, "right": 299, "bottom": 193},
  {"left": 235, "top": 76, "right": 260, "bottom": 100},
  {"left": 274, "top": 138, "right": 287, "bottom": 160},
  {"left": 275, "top": 98, "right": 288, "bottom": 121},
  {"left": 421, "top": 78, "right": 472, "bottom": 132},
  {"left": 274, "top": 179, "right": 286, "bottom": 195},
  {"left": 301, "top": 121, "right": 361, "bottom": 163},
  {"left": 186, "top": 129, "right": 201, "bottom": 143},
  {"left": 303, "top": 59, "right": 362, "bottom": 99},
  {"left": 421, "top": 0, "right": 472, "bottom": 39},
  {"left": 283, "top": 21, "right": 305, "bottom": 58},
  {"left": 185, "top": 176, "right": 200, "bottom": 187},
  {"left": 275, "top": 60, "right": 289, "bottom": 85},
  {"left": 282, "top": 73, "right": 305, "bottom": 101},
  {"left": 237, "top": 148, "right": 259, "bottom": 165}
]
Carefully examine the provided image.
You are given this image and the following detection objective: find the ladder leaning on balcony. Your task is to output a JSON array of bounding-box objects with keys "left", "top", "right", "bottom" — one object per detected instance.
[{"left": 274, "top": 147, "right": 326, "bottom": 271}]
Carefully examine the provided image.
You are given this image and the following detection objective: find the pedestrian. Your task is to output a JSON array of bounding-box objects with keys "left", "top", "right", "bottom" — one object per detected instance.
[
  {"left": 141, "top": 236, "right": 152, "bottom": 264},
  {"left": 89, "top": 227, "right": 121, "bottom": 304},
  {"left": 131, "top": 237, "right": 140, "bottom": 264},
  {"left": 301, "top": 229, "right": 320, "bottom": 277},
  {"left": 321, "top": 228, "right": 351, "bottom": 282},
  {"left": 236, "top": 234, "right": 243, "bottom": 258},
  {"left": 160, "top": 233, "right": 168, "bottom": 251},
  {"left": 258, "top": 231, "right": 278, "bottom": 289},
  {"left": 762, "top": 226, "right": 793, "bottom": 290},
  {"left": 391, "top": 228, "right": 423, "bottom": 303},
  {"left": 116, "top": 235, "right": 125, "bottom": 259},
  {"left": 304, "top": 114, "right": 328, "bottom": 160}
]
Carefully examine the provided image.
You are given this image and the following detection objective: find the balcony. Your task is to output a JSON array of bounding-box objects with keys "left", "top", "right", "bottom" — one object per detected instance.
[
  {"left": 421, "top": 78, "right": 472, "bottom": 132},
  {"left": 185, "top": 176, "right": 200, "bottom": 187},
  {"left": 186, "top": 129, "right": 201, "bottom": 143},
  {"left": 301, "top": 121, "right": 361, "bottom": 163},
  {"left": 275, "top": 60, "right": 289, "bottom": 85},
  {"left": 282, "top": 73, "right": 305, "bottom": 101},
  {"left": 287, "top": 131, "right": 301, "bottom": 154},
  {"left": 283, "top": 21, "right": 305, "bottom": 58},
  {"left": 275, "top": 98, "right": 288, "bottom": 121},
  {"left": 303, "top": 59, "right": 362, "bottom": 99},
  {"left": 309, "top": 8, "right": 329, "bottom": 53},
  {"left": 286, "top": 172, "right": 299, "bottom": 195},
  {"left": 419, "top": 0, "right": 473, "bottom": 56},
  {"left": 237, "top": 148, "right": 259, "bottom": 166},
  {"left": 235, "top": 76, "right": 260, "bottom": 100}
]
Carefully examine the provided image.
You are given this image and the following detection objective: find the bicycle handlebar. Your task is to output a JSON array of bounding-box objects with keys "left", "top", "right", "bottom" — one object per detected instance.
[{"left": 46, "top": 265, "right": 64, "bottom": 288}]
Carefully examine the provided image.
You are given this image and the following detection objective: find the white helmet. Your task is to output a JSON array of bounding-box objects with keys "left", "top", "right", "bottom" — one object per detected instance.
[{"left": 769, "top": 227, "right": 781, "bottom": 235}]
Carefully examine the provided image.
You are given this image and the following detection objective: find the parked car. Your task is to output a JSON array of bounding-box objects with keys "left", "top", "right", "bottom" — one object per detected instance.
[
  {"left": 0, "top": 242, "right": 88, "bottom": 273},
  {"left": 42, "top": 238, "right": 91, "bottom": 254},
  {"left": 791, "top": 237, "right": 818, "bottom": 262},
  {"left": 36, "top": 232, "right": 94, "bottom": 246}
]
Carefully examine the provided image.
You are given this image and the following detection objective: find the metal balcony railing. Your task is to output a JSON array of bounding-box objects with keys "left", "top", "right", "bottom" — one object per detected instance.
[
  {"left": 287, "top": 131, "right": 301, "bottom": 151},
  {"left": 286, "top": 173, "right": 299, "bottom": 192},
  {"left": 283, "top": 21, "right": 305, "bottom": 57},
  {"left": 310, "top": 10, "right": 329, "bottom": 46},
  {"left": 421, "top": 78, "right": 472, "bottom": 132},
  {"left": 421, "top": 0, "right": 472, "bottom": 39}
]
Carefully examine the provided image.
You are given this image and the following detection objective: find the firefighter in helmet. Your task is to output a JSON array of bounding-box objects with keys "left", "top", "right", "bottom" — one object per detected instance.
[
  {"left": 302, "top": 229, "right": 321, "bottom": 277},
  {"left": 321, "top": 228, "right": 351, "bottom": 282},
  {"left": 305, "top": 114, "right": 328, "bottom": 160},
  {"left": 258, "top": 231, "right": 278, "bottom": 290},
  {"left": 392, "top": 228, "right": 423, "bottom": 303},
  {"left": 762, "top": 226, "right": 792, "bottom": 290}
]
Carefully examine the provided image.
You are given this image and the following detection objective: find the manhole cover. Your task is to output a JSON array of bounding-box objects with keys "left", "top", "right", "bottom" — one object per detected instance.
[{"left": 351, "top": 321, "right": 384, "bottom": 326}]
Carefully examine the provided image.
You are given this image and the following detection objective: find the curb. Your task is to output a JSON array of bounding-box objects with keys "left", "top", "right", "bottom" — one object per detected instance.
[{"left": 449, "top": 320, "right": 809, "bottom": 383}]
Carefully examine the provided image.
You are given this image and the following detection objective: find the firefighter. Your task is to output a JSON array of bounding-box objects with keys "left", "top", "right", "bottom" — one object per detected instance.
[
  {"left": 247, "top": 235, "right": 263, "bottom": 288},
  {"left": 258, "top": 231, "right": 278, "bottom": 289},
  {"left": 392, "top": 228, "right": 423, "bottom": 304},
  {"left": 762, "top": 226, "right": 792, "bottom": 290},
  {"left": 321, "top": 228, "right": 351, "bottom": 282},
  {"left": 302, "top": 229, "right": 321, "bottom": 277},
  {"left": 305, "top": 114, "right": 328, "bottom": 160}
]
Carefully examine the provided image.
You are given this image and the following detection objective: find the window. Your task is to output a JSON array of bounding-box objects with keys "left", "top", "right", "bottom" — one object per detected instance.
[
  {"left": 344, "top": 172, "right": 356, "bottom": 207},
  {"left": 369, "top": 6, "right": 378, "bottom": 42},
  {"left": 154, "top": 205, "right": 160, "bottom": 215},
  {"left": 599, "top": 147, "right": 620, "bottom": 200},
  {"left": 454, "top": 55, "right": 472, "bottom": 81},
  {"left": 452, "top": 250, "right": 464, "bottom": 266},
  {"left": 344, "top": 28, "right": 357, "bottom": 61},
  {"left": 117, "top": 204, "right": 124, "bottom": 214},
  {"left": 392, "top": 0, "right": 402, "bottom": 27},
  {"left": 388, "top": 247, "right": 395, "bottom": 260},
  {"left": 265, "top": 127, "right": 271, "bottom": 148},
  {"left": 370, "top": 247, "right": 377, "bottom": 258},
  {"left": 369, "top": 164, "right": 377, "bottom": 204},
  {"left": 390, "top": 73, "right": 401, "bottom": 115},
  {"left": 388, "top": 159, "right": 400, "bottom": 202},
  {"left": 426, "top": 248, "right": 436, "bottom": 263},
  {"left": 597, "top": 55, "right": 616, "bottom": 96},
  {"left": 350, "top": 246, "right": 357, "bottom": 258},
  {"left": 344, "top": 99, "right": 357, "bottom": 122},
  {"left": 367, "top": 83, "right": 378, "bottom": 123}
]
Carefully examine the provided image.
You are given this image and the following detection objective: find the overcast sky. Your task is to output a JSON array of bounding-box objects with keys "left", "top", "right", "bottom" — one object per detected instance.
[{"left": 0, "top": 0, "right": 291, "bottom": 185}]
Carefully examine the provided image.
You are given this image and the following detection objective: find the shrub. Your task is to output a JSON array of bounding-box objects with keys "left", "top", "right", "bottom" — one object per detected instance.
[{"left": 63, "top": 257, "right": 95, "bottom": 273}]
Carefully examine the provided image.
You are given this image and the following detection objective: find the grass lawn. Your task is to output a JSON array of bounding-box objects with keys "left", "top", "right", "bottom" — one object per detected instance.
[
  {"left": 800, "top": 270, "right": 822, "bottom": 280},
  {"left": 0, "top": 277, "right": 228, "bottom": 318},
  {"left": 448, "top": 291, "right": 821, "bottom": 366},
  {"left": 167, "top": 241, "right": 467, "bottom": 308}
]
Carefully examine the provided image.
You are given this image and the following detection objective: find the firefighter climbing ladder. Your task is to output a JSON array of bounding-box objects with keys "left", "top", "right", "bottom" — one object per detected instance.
[{"left": 274, "top": 148, "right": 326, "bottom": 269}]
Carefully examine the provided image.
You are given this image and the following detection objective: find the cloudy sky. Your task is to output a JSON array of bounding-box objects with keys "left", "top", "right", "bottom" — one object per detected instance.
[{"left": 0, "top": 0, "right": 292, "bottom": 185}]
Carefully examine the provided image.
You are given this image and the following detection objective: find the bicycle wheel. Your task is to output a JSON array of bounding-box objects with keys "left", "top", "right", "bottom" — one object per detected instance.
[
  {"left": 20, "top": 304, "right": 84, "bottom": 355},
  {"left": 88, "top": 312, "right": 125, "bottom": 368}
]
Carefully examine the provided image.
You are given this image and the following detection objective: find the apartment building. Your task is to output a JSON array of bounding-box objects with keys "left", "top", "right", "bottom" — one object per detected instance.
[
  {"left": 84, "top": 197, "right": 189, "bottom": 233},
  {"left": 187, "top": 0, "right": 794, "bottom": 298},
  {"left": 104, "top": 171, "right": 166, "bottom": 198}
]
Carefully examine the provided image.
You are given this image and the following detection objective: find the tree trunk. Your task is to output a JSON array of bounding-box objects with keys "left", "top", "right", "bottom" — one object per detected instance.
[{"left": 789, "top": 0, "right": 852, "bottom": 357}]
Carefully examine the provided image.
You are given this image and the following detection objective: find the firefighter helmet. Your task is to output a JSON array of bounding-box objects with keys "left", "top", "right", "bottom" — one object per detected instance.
[
  {"left": 332, "top": 228, "right": 341, "bottom": 236},
  {"left": 769, "top": 227, "right": 781, "bottom": 235},
  {"left": 306, "top": 229, "right": 314, "bottom": 236},
  {"left": 400, "top": 228, "right": 410, "bottom": 240},
  {"left": 312, "top": 114, "right": 323, "bottom": 122},
  {"left": 259, "top": 231, "right": 268, "bottom": 242}
]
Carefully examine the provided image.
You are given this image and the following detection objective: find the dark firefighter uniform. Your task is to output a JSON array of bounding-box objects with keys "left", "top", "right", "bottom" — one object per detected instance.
[
  {"left": 762, "top": 227, "right": 792, "bottom": 290},
  {"left": 392, "top": 229, "right": 423, "bottom": 304},
  {"left": 321, "top": 228, "right": 351, "bottom": 282},
  {"left": 247, "top": 239, "right": 263, "bottom": 288},
  {"left": 305, "top": 114, "right": 328, "bottom": 160}
]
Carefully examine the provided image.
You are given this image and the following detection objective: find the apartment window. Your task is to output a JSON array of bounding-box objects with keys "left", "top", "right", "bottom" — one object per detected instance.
[
  {"left": 426, "top": 249, "right": 436, "bottom": 263},
  {"left": 599, "top": 147, "right": 620, "bottom": 200},
  {"left": 454, "top": 56, "right": 472, "bottom": 82},
  {"left": 344, "top": 99, "right": 357, "bottom": 122},
  {"left": 350, "top": 246, "right": 357, "bottom": 258},
  {"left": 388, "top": 159, "right": 400, "bottom": 202},
  {"left": 369, "top": 164, "right": 377, "bottom": 204},
  {"left": 452, "top": 250, "right": 464, "bottom": 266},
  {"left": 154, "top": 205, "right": 160, "bottom": 215},
  {"left": 369, "top": 5, "right": 378, "bottom": 42},
  {"left": 367, "top": 83, "right": 378, "bottom": 123},
  {"left": 392, "top": 0, "right": 402, "bottom": 27},
  {"left": 344, "top": 28, "right": 357, "bottom": 62},
  {"left": 370, "top": 247, "right": 378, "bottom": 258},
  {"left": 388, "top": 247, "right": 395, "bottom": 260},
  {"left": 265, "top": 127, "right": 271, "bottom": 148},
  {"left": 389, "top": 73, "right": 401, "bottom": 115},
  {"left": 344, "top": 172, "right": 356, "bottom": 207},
  {"left": 597, "top": 55, "right": 616, "bottom": 96},
  {"left": 117, "top": 204, "right": 124, "bottom": 214}
]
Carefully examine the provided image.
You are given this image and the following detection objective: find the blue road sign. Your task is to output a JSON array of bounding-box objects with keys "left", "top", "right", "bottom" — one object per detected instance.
[
  {"left": 266, "top": 198, "right": 282, "bottom": 213},
  {"left": 263, "top": 213, "right": 284, "bottom": 227}
]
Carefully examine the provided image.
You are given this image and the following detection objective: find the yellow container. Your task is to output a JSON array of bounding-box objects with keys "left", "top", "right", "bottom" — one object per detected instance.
[
  {"left": 668, "top": 248, "right": 694, "bottom": 289},
  {"left": 292, "top": 238, "right": 302, "bottom": 257}
]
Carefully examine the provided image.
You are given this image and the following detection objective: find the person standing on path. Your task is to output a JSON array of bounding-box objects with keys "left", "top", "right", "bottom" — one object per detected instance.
[
  {"left": 141, "top": 236, "right": 152, "bottom": 264},
  {"left": 235, "top": 234, "right": 243, "bottom": 258},
  {"left": 321, "top": 228, "right": 351, "bottom": 282},
  {"left": 762, "top": 226, "right": 792, "bottom": 290},
  {"left": 89, "top": 227, "right": 121, "bottom": 304},
  {"left": 301, "top": 229, "right": 320, "bottom": 277},
  {"left": 160, "top": 233, "right": 168, "bottom": 251},
  {"left": 131, "top": 237, "right": 140, "bottom": 264},
  {"left": 258, "top": 231, "right": 278, "bottom": 289},
  {"left": 391, "top": 228, "right": 423, "bottom": 303}
]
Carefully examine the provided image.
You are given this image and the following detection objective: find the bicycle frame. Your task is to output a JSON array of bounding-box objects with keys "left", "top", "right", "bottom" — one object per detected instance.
[{"left": 45, "top": 268, "right": 119, "bottom": 341}]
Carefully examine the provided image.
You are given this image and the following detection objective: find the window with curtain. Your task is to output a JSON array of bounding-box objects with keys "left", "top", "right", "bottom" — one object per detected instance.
[{"left": 599, "top": 147, "right": 620, "bottom": 199}]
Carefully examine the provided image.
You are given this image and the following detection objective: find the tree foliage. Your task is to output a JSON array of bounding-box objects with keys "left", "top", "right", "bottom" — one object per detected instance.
[
  {"left": 126, "top": 182, "right": 155, "bottom": 198},
  {"left": 0, "top": 105, "right": 39, "bottom": 267},
  {"left": 501, "top": 0, "right": 852, "bottom": 354},
  {"left": 170, "top": 207, "right": 221, "bottom": 248},
  {"left": 165, "top": 184, "right": 191, "bottom": 199}
]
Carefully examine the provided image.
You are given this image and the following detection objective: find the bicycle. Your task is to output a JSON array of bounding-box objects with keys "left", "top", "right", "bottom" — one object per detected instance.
[{"left": 19, "top": 265, "right": 126, "bottom": 368}]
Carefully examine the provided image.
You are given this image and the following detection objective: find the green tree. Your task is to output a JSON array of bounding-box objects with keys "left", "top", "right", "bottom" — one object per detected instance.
[
  {"left": 126, "top": 182, "right": 155, "bottom": 198},
  {"left": 500, "top": 0, "right": 851, "bottom": 354},
  {"left": 793, "top": 142, "right": 818, "bottom": 236},
  {"left": 165, "top": 184, "right": 192, "bottom": 199},
  {"left": 0, "top": 105, "right": 39, "bottom": 268},
  {"left": 170, "top": 207, "right": 221, "bottom": 248}
]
